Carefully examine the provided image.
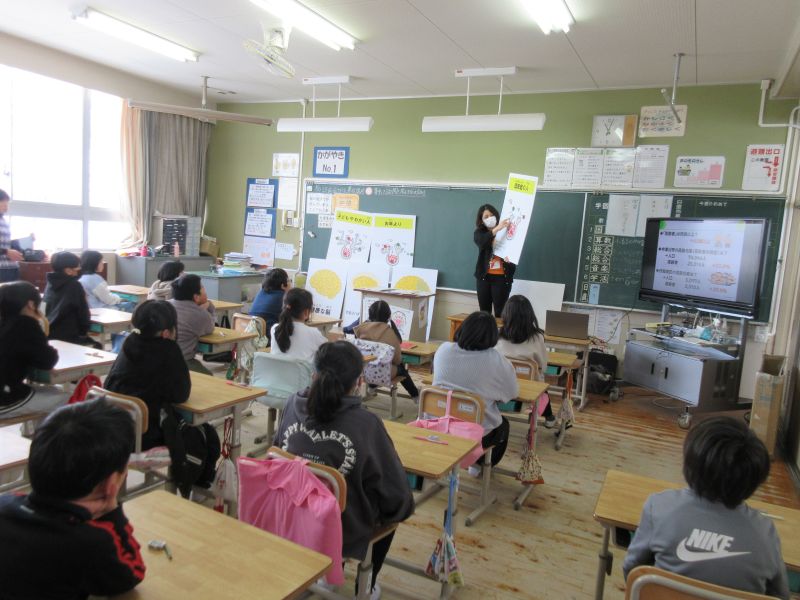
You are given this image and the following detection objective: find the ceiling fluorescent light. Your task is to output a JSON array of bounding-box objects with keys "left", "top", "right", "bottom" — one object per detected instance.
[
  {"left": 249, "top": 0, "right": 356, "bottom": 51},
  {"left": 71, "top": 7, "right": 199, "bottom": 62},
  {"left": 521, "top": 0, "right": 574, "bottom": 34},
  {"left": 277, "top": 76, "right": 373, "bottom": 132},
  {"left": 277, "top": 117, "right": 372, "bottom": 132},
  {"left": 422, "top": 114, "right": 545, "bottom": 132},
  {"left": 128, "top": 100, "right": 273, "bottom": 126},
  {"left": 422, "top": 66, "right": 545, "bottom": 133}
]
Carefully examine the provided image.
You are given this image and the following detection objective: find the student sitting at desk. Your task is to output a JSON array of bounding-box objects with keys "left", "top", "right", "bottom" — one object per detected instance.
[
  {"left": 355, "top": 299, "right": 419, "bottom": 402},
  {"left": 169, "top": 274, "right": 215, "bottom": 375},
  {"left": 147, "top": 260, "right": 184, "bottom": 301},
  {"left": 44, "top": 251, "right": 100, "bottom": 349},
  {"left": 0, "top": 398, "right": 145, "bottom": 599},
  {"left": 623, "top": 416, "right": 788, "bottom": 599},
  {"left": 0, "top": 281, "right": 69, "bottom": 418},
  {"left": 433, "top": 311, "right": 518, "bottom": 476},
  {"left": 275, "top": 341, "right": 414, "bottom": 599},
  {"left": 250, "top": 267, "right": 290, "bottom": 337},
  {"left": 495, "top": 295, "right": 556, "bottom": 428},
  {"left": 79, "top": 250, "right": 135, "bottom": 312},
  {"left": 270, "top": 288, "right": 326, "bottom": 363},
  {"left": 105, "top": 300, "right": 190, "bottom": 450}
]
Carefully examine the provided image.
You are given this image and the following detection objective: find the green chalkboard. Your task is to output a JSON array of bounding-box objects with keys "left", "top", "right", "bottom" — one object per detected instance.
[
  {"left": 577, "top": 193, "right": 784, "bottom": 319},
  {"left": 301, "top": 181, "right": 585, "bottom": 298},
  {"left": 301, "top": 180, "right": 783, "bottom": 320}
]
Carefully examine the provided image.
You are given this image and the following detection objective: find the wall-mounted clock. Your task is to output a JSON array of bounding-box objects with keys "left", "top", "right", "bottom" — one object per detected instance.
[{"left": 591, "top": 114, "right": 638, "bottom": 147}]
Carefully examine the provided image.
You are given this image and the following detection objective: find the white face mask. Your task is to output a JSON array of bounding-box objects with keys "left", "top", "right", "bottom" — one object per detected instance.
[{"left": 483, "top": 216, "right": 497, "bottom": 228}]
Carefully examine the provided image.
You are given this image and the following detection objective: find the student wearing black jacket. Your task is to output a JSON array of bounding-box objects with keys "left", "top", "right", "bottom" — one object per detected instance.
[
  {"left": 0, "top": 280, "right": 69, "bottom": 417},
  {"left": 474, "top": 203, "right": 516, "bottom": 317},
  {"left": 105, "top": 300, "right": 191, "bottom": 449},
  {"left": 43, "top": 251, "right": 98, "bottom": 347},
  {"left": 0, "top": 399, "right": 145, "bottom": 599},
  {"left": 275, "top": 341, "right": 414, "bottom": 599}
]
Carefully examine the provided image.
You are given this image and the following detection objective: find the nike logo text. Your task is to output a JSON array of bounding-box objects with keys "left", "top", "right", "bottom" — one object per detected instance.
[{"left": 676, "top": 528, "right": 750, "bottom": 562}]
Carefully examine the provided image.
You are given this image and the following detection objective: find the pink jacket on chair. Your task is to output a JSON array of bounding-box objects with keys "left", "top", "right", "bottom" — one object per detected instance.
[{"left": 237, "top": 456, "right": 344, "bottom": 585}]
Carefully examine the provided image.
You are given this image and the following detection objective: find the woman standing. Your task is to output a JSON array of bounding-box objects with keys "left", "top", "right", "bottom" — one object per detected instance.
[{"left": 474, "top": 203, "right": 515, "bottom": 317}]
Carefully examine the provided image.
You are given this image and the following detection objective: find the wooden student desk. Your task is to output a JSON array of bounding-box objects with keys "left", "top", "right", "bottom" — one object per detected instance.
[
  {"left": 446, "top": 312, "right": 502, "bottom": 342},
  {"left": 382, "top": 419, "right": 478, "bottom": 599},
  {"left": 593, "top": 469, "right": 800, "bottom": 600},
  {"left": 196, "top": 327, "right": 257, "bottom": 354},
  {"left": 30, "top": 340, "right": 117, "bottom": 385},
  {"left": 117, "top": 490, "right": 331, "bottom": 600},
  {"left": 0, "top": 430, "right": 31, "bottom": 493},
  {"left": 177, "top": 372, "right": 266, "bottom": 462},
  {"left": 89, "top": 308, "right": 132, "bottom": 347},
  {"left": 212, "top": 300, "right": 244, "bottom": 326},
  {"left": 308, "top": 314, "right": 343, "bottom": 336},
  {"left": 401, "top": 341, "right": 440, "bottom": 371},
  {"left": 108, "top": 284, "right": 150, "bottom": 305},
  {"left": 545, "top": 334, "right": 592, "bottom": 410}
]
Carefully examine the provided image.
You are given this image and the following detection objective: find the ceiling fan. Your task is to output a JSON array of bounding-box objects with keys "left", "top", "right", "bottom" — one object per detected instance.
[{"left": 243, "top": 27, "right": 296, "bottom": 79}]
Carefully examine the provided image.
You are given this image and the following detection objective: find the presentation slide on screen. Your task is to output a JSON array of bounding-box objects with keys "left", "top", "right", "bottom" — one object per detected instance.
[{"left": 653, "top": 220, "right": 745, "bottom": 302}]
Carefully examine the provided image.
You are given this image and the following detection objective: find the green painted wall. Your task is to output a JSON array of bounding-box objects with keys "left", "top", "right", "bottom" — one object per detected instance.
[{"left": 205, "top": 84, "right": 796, "bottom": 264}]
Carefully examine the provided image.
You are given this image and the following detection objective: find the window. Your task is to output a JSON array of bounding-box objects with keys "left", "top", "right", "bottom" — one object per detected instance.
[{"left": 1, "top": 66, "right": 131, "bottom": 251}]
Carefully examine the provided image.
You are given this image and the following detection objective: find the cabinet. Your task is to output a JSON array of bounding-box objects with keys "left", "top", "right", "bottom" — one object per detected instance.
[
  {"left": 19, "top": 261, "right": 107, "bottom": 291},
  {"left": 624, "top": 333, "right": 739, "bottom": 410},
  {"left": 116, "top": 256, "right": 213, "bottom": 287}
]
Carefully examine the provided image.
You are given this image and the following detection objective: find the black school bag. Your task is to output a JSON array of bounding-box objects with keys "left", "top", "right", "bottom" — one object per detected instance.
[{"left": 161, "top": 408, "right": 221, "bottom": 498}]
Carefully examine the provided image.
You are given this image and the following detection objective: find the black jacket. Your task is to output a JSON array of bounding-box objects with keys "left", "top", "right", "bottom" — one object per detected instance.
[
  {"left": 0, "top": 493, "right": 144, "bottom": 600},
  {"left": 104, "top": 333, "right": 191, "bottom": 449},
  {"left": 473, "top": 227, "right": 516, "bottom": 282},
  {"left": 0, "top": 315, "right": 59, "bottom": 407},
  {"left": 43, "top": 271, "right": 91, "bottom": 343},
  {"left": 274, "top": 391, "right": 415, "bottom": 559}
]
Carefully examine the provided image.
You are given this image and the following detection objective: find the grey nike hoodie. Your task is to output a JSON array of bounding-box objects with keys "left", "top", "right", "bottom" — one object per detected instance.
[{"left": 623, "top": 488, "right": 789, "bottom": 598}]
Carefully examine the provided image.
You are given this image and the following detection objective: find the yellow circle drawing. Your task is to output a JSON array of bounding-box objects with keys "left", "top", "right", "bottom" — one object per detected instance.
[
  {"left": 310, "top": 269, "right": 342, "bottom": 299},
  {"left": 352, "top": 274, "right": 380, "bottom": 289},
  {"left": 393, "top": 275, "right": 430, "bottom": 292}
]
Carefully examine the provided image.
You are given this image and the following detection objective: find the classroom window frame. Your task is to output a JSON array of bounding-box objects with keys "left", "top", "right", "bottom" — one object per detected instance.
[{"left": 3, "top": 68, "right": 129, "bottom": 251}]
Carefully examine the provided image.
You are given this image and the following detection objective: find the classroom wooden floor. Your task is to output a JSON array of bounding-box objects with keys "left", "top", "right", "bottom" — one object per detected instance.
[{"left": 240, "top": 376, "right": 800, "bottom": 600}]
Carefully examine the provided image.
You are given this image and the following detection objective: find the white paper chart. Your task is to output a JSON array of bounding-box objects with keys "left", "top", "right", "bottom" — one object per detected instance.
[
  {"left": 601, "top": 148, "right": 636, "bottom": 187},
  {"left": 246, "top": 179, "right": 274, "bottom": 207},
  {"left": 277, "top": 177, "right": 299, "bottom": 210},
  {"left": 635, "top": 195, "right": 673, "bottom": 237},
  {"left": 306, "top": 258, "right": 348, "bottom": 319},
  {"left": 306, "top": 192, "right": 332, "bottom": 215},
  {"left": 242, "top": 235, "right": 275, "bottom": 266},
  {"left": 571, "top": 148, "right": 604, "bottom": 188},
  {"left": 326, "top": 209, "right": 374, "bottom": 262},
  {"left": 674, "top": 156, "right": 725, "bottom": 188},
  {"left": 543, "top": 148, "right": 576, "bottom": 188},
  {"left": 633, "top": 145, "right": 669, "bottom": 188},
  {"left": 493, "top": 173, "right": 537, "bottom": 265},
  {"left": 244, "top": 209, "right": 273, "bottom": 237},
  {"left": 639, "top": 105, "right": 687, "bottom": 137},
  {"left": 605, "top": 194, "right": 639, "bottom": 237},
  {"left": 342, "top": 263, "right": 391, "bottom": 325}
]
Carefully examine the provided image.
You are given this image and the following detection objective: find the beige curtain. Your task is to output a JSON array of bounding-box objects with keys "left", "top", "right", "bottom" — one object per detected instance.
[
  {"left": 120, "top": 103, "right": 146, "bottom": 246},
  {"left": 142, "top": 111, "right": 213, "bottom": 242}
]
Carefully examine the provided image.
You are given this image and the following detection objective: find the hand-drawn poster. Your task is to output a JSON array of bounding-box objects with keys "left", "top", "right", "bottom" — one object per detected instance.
[
  {"left": 742, "top": 144, "right": 784, "bottom": 192},
  {"left": 492, "top": 173, "right": 537, "bottom": 266},
  {"left": 370, "top": 214, "right": 416, "bottom": 268},
  {"left": 674, "top": 156, "right": 725, "bottom": 188},
  {"left": 242, "top": 235, "right": 275, "bottom": 267},
  {"left": 306, "top": 258, "right": 348, "bottom": 319},
  {"left": 326, "top": 209, "right": 373, "bottom": 262},
  {"left": 389, "top": 306, "right": 414, "bottom": 340},
  {"left": 342, "top": 263, "right": 391, "bottom": 325},
  {"left": 306, "top": 192, "right": 332, "bottom": 215}
]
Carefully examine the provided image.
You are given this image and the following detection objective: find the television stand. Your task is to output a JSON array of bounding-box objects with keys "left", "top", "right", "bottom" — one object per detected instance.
[{"left": 623, "top": 307, "right": 749, "bottom": 425}]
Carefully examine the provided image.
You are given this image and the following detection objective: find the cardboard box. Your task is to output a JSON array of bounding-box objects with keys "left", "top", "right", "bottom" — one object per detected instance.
[{"left": 750, "top": 355, "right": 785, "bottom": 459}]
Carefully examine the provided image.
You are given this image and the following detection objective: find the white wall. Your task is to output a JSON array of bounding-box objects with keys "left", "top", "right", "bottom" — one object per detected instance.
[{"left": 0, "top": 33, "right": 199, "bottom": 105}]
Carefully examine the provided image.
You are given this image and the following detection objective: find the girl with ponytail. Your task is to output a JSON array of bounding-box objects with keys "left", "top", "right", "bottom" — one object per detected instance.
[
  {"left": 275, "top": 341, "right": 414, "bottom": 597},
  {"left": 355, "top": 300, "right": 420, "bottom": 402},
  {"left": 105, "top": 300, "right": 190, "bottom": 449},
  {"left": 270, "top": 288, "right": 327, "bottom": 362}
]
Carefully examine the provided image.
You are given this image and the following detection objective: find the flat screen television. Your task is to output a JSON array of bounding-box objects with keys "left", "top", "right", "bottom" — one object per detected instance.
[{"left": 638, "top": 218, "right": 768, "bottom": 319}]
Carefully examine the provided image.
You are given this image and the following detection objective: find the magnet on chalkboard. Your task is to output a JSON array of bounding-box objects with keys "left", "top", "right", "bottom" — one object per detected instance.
[{"left": 307, "top": 231, "right": 316, "bottom": 238}]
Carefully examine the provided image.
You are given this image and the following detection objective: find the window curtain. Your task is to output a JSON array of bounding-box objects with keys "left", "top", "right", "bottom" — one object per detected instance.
[
  {"left": 120, "top": 108, "right": 213, "bottom": 246},
  {"left": 120, "top": 103, "right": 145, "bottom": 246}
]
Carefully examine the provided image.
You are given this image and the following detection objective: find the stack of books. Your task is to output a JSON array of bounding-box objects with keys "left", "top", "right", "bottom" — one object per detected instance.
[{"left": 222, "top": 252, "right": 253, "bottom": 271}]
